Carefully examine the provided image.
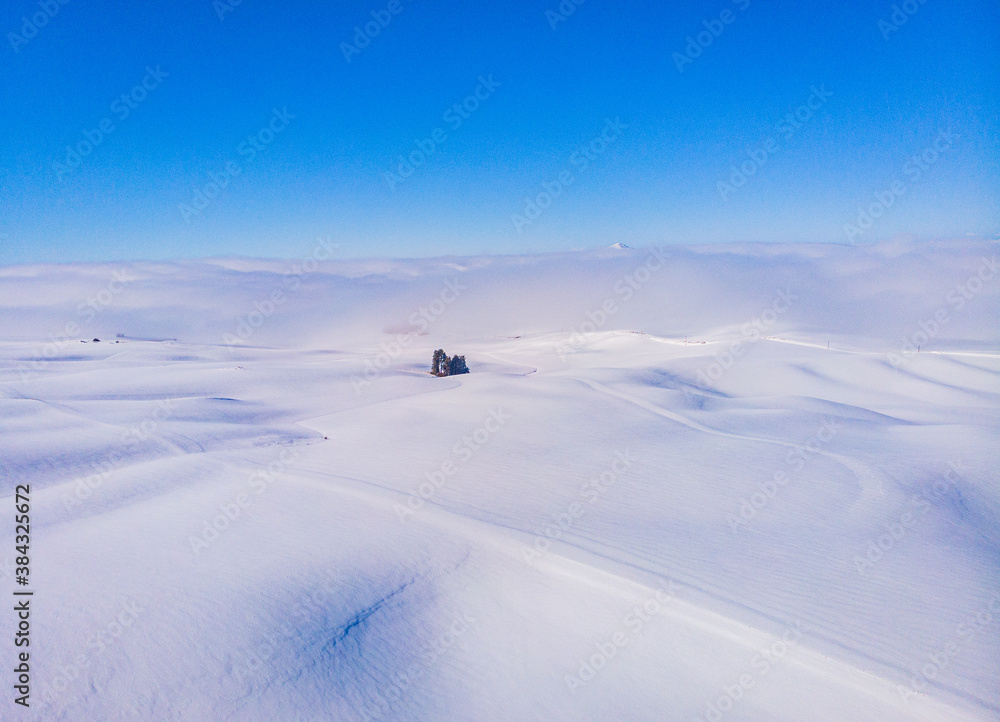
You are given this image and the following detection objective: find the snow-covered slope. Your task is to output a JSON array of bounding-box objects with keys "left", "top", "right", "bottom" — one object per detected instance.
[{"left": 1, "top": 240, "right": 997, "bottom": 720}]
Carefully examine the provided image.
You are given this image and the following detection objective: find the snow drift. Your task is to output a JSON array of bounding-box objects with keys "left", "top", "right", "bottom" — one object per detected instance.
[{"left": 0, "top": 239, "right": 997, "bottom": 720}]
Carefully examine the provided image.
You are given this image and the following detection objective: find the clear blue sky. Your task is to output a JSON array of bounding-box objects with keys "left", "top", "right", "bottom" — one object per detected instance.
[{"left": 1, "top": 0, "right": 997, "bottom": 263}]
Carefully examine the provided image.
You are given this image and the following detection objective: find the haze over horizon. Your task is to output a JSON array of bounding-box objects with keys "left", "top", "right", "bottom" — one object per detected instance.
[{"left": 2, "top": 4, "right": 999, "bottom": 718}]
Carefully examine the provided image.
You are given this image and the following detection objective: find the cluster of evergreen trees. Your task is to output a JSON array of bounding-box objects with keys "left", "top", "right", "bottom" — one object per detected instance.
[{"left": 432, "top": 349, "right": 469, "bottom": 376}]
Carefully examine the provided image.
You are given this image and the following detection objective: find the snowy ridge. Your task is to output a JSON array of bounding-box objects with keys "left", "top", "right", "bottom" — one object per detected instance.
[{"left": 0, "top": 240, "right": 997, "bottom": 720}]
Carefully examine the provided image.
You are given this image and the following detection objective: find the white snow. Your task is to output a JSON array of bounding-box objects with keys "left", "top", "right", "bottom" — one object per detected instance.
[{"left": 1, "top": 239, "right": 997, "bottom": 720}]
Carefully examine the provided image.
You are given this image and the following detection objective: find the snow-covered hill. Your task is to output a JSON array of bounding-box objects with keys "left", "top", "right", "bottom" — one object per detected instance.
[{"left": 1, "top": 240, "right": 997, "bottom": 720}]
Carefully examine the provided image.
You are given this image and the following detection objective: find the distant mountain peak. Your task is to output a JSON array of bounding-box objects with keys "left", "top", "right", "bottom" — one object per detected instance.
[{"left": 609, "top": 243, "right": 631, "bottom": 249}]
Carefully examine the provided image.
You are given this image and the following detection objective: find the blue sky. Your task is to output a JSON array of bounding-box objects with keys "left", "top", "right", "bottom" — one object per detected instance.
[{"left": 1, "top": 0, "right": 997, "bottom": 263}]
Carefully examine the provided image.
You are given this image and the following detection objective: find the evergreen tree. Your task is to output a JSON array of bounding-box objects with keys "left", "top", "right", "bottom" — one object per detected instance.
[
  {"left": 449, "top": 355, "right": 469, "bottom": 375},
  {"left": 432, "top": 349, "right": 469, "bottom": 376}
]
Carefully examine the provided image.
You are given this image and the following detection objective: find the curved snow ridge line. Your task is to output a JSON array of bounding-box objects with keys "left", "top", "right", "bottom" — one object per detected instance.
[
  {"left": 918, "top": 349, "right": 1000, "bottom": 359},
  {"left": 582, "top": 579, "right": 988, "bottom": 722},
  {"left": 573, "top": 376, "right": 885, "bottom": 504},
  {"left": 481, "top": 351, "right": 538, "bottom": 376},
  {"left": 1, "top": 394, "right": 191, "bottom": 455},
  {"left": 278, "top": 465, "right": 982, "bottom": 721},
  {"left": 537, "top": 525, "right": 999, "bottom": 719},
  {"left": 281, "top": 464, "right": 899, "bottom": 699},
  {"left": 297, "top": 398, "right": 884, "bottom": 644},
  {"left": 632, "top": 331, "right": 1000, "bottom": 360},
  {"left": 1, "top": 389, "right": 197, "bottom": 457},
  {"left": 756, "top": 336, "right": 1000, "bottom": 360}
]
